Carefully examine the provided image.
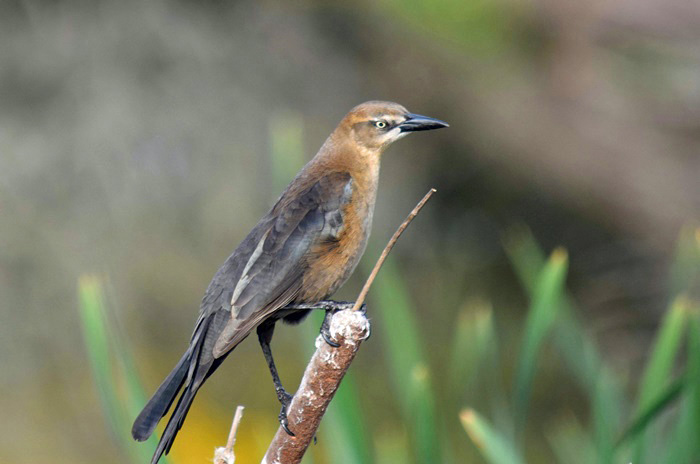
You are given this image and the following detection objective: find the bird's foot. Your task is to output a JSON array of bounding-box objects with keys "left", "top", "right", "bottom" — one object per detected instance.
[
  {"left": 276, "top": 389, "right": 295, "bottom": 436},
  {"left": 320, "top": 309, "right": 341, "bottom": 347},
  {"left": 316, "top": 300, "right": 355, "bottom": 311},
  {"left": 319, "top": 302, "right": 370, "bottom": 345}
]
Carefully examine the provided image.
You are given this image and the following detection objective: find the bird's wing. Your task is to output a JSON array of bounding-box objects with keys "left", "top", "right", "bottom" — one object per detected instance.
[{"left": 209, "top": 171, "right": 353, "bottom": 358}]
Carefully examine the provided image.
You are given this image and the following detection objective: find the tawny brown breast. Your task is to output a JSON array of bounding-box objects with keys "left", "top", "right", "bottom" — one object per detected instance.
[{"left": 298, "top": 176, "right": 376, "bottom": 302}]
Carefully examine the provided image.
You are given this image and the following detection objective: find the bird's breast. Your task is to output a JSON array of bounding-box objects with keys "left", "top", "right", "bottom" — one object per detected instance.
[{"left": 299, "top": 182, "right": 376, "bottom": 302}]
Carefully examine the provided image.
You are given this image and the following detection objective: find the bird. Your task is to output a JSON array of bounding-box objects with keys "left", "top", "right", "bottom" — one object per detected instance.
[{"left": 131, "top": 101, "right": 448, "bottom": 464}]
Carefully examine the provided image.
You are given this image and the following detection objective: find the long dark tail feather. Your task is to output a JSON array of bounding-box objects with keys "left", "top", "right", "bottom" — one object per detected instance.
[
  {"left": 149, "top": 352, "right": 230, "bottom": 464},
  {"left": 136, "top": 309, "right": 235, "bottom": 464},
  {"left": 132, "top": 350, "right": 191, "bottom": 442},
  {"left": 150, "top": 379, "right": 202, "bottom": 464}
]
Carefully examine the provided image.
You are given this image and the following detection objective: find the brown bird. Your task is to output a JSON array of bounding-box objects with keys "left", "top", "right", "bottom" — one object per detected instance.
[{"left": 131, "top": 101, "right": 448, "bottom": 463}]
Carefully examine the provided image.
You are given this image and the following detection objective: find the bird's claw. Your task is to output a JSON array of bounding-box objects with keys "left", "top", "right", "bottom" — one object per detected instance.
[
  {"left": 321, "top": 329, "right": 340, "bottom": 347},
  {"left": 279, "top": 406, "right": 295, "bottom": 436},
  {"left": 320, "top": 309, "right": 341, "bottom": 347},
  {"left": 277, "top": 389, "right": 295, "bottom": 436}
]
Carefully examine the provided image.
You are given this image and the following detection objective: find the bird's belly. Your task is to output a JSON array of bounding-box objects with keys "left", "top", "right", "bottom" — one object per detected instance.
[{"left": 299, "top": 237, "right": 367, "bottom": 302}]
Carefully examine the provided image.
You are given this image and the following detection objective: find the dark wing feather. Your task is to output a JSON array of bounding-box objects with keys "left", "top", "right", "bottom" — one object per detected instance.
[{"left": 211, "top": 171, "right": 353, "bottom": 357}]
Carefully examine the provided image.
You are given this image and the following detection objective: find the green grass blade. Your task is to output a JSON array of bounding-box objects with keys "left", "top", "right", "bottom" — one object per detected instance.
[
  {"left": 504, "top": 228, "right": 597, "bottom": 385},
  {"left": 513, "top": 248, "right": 568, "bottom": 434},
  {"left": 461, "top": 409, "right": 524, "bottom": 464},
  {"left": 616, "top": 375, "right": 685, "bottom": 448},
  {"left": 102, "top": 280, "right": 170, "bottom": 464},
  {"left": 448, "top": 300, "right": 495, "bottom": 403},
  {"left": 631, "top": 296, "right": 689, "bottom": 462},
  {"left": 502, "top": 225, "right": 545, "bottom": 293},
  {"left": 373, "top": 260, "right": 441, "bottom": 463},
  {"left": 690, "top": 309, "right": 700, "bottom": 460},
  {"left": 78, "top": 275, "right": 168, "bottom": 464},
  {"left": 590, "top": 367, "right": 624, "bottom": 464},
  {"left": 504, "top": 229, "right": 595, "bottom": 385},
  {"left": 78, "top": 275, "right": 124, "bottom": 439},
  {"left": 504, "top": 227, "right": 625, "bottom": 463},
  {"left": 636, "top": 298, "right": 689, "bottom": 405},
  {"left": 662, "top": 305, "right": 700, "bottom": 463}
]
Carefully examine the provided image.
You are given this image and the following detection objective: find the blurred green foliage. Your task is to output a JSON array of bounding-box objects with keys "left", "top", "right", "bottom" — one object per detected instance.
[
  {"left": 378, "top": 0, "right": 519, "bottom": 55},
  {"left": 80, "top": 227, "right": 700, "bottom": 463},
  {"left": 3, "top": 0, "right": 699, "bottom": 462},
  {"left": 460, "top": 408, "right": 524, "bottom": 464},
  {"left": 78, "top": 276, "right": 168, "bottom": 464}
]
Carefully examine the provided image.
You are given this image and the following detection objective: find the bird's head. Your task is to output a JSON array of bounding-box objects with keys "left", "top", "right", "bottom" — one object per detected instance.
[{"left": 340, "top": 101, "right": 448, "bottom": 152}]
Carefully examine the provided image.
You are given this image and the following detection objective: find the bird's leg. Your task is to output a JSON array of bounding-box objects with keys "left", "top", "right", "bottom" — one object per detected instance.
[
  {"left": 256, "top": 322, "right": 295, "bottom": 436},
  {"left": 282, "top": 300, "right": 369, "bottom": 345}
]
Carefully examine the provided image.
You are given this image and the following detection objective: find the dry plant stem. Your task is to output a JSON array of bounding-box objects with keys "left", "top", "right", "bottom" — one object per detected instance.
[
  {"left": 352, "top": 187, "right": 437, "bottom": 311},
  {"left": 262, "top": 188, "right": 436, "bottom": 464},
  {"left": 214, "top": 405, "right": 245, "bottom": 464},
  {"left": 226, "top": 406, "right": 245, "bottom": 451},
  {"left": 261, "top": 310, "right": 370, "bottom": 464}
]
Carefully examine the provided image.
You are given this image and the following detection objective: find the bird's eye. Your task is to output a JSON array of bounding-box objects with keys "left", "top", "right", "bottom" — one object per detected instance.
[{"left": 374, "top": 120, "right": 387, "bottom": 129}]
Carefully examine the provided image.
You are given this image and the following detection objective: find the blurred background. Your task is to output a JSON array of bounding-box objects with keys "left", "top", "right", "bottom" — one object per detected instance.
[{"left": 1, "top": 0, "right": 699, "bottom": 463}]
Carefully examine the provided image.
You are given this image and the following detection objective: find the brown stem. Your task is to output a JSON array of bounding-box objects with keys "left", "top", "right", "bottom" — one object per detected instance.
[{"left": 261, "top": 310, "right": 370, "bottom": 464}]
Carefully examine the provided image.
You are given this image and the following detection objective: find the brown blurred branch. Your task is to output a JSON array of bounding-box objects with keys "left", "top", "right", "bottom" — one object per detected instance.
[{"left": 261, "top": 188, "right": 436, "bottom": 464}]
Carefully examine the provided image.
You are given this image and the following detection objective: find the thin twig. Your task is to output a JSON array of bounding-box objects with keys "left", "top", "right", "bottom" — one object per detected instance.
[
  {"left": 214, "top": 405, "right": 245, "bottom": 464},
  {"left": 226, "top": 406, "right": 245, "bottom": 451},
  {"left": 352, "top": 187, "right": 436, "bottom": 311}
]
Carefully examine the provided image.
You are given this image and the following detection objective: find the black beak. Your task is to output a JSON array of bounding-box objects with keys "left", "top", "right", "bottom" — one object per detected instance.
[{"left": 399, "top": 113, "right": 449, "bottom": 132}]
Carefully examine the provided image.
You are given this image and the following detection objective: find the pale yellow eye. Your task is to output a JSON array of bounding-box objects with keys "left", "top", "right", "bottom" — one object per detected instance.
[{"left": 374, "top": 120, "right": 387, "bottom": 129}]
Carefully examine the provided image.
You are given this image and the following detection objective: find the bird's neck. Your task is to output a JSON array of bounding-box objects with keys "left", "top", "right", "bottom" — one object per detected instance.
[{"left": 314, "top": 130, "right": 382, "bottom": 194}]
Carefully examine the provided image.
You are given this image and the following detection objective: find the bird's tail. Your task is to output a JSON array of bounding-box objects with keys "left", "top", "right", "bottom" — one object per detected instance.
[
  {"left": 132, "top": 311, "right": 232, "bottom": 464},
  {"left": 145, "top": 351, "right": 231, "bottom": 464},
  {"left": 132, "top": 349, "right": 191, "bottom": 442},
  {"left": 149, "top": 377, "right": 203, "bottom": 464}
]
